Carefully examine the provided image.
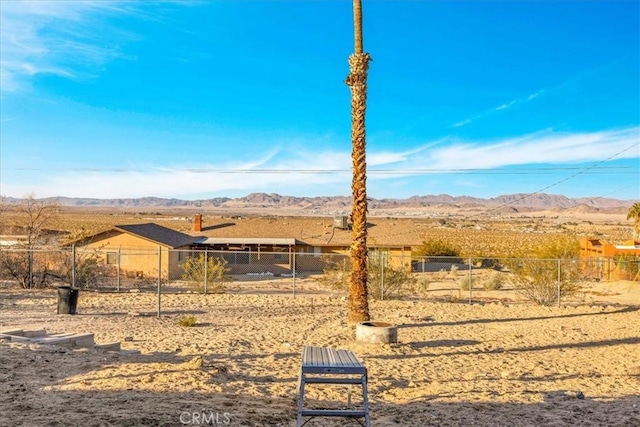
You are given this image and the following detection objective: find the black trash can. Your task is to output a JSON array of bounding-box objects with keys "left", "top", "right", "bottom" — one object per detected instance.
[{"left": 57, "top": 286, "right": 79, "bottom": 315}]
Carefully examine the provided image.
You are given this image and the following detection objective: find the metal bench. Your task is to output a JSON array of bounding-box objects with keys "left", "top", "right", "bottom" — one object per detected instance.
[{"left": 296, "top": 345, "right": 370, "bottom": 427}]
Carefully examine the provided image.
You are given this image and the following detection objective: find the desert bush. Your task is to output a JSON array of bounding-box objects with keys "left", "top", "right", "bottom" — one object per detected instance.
[
  {"left": 181, "top": 253, "right": 231, "bottom": 293},
  {"left": 482, "top": 271, "right": 505, "bottom": 291},
  {"left": 613, "top": 255, "right": 640, "bottom": 281},
  {"left": 316, "top": 256, "right": 350, "bottom": 291},
  {"left": 368, "top": 251, "right": 417, "bottom": 300},
  {"left": 415, "top": 277, "right": 431, "bottom": 293},
  {"left": 0, "top": 248, "right": 107, "bottom": 289},
  {"left": 0, "top": 195, "right": 60, "bottom": 288},
  {"left": 178, "top": 315, "right": 197, "bottom": 327},
  {"left": 433, "top": 269, "right": 448, "bottom": 281},
  {"left": 0, "top": 250, "right": 49, "bottom": 288},
  {"left": 413, "top": 239, "right": 462, "bottom": 263},
  {"left": 459, "top": 275, "right": 472, "bottom": 291},
  {"left": 532, "top": 234, "right": 581, "bottom": 259},
  {"left": 48, "top": 249, "right": 114, "bottom": 289},
  {"left": 449, "top": 264, "right": 459, "bottom": 277},
  {"left": 317, "top": 251, "right": 417, "bottom": 300},
  {"left": 504, "top": 236, "right": 582, "bottom": 306}
]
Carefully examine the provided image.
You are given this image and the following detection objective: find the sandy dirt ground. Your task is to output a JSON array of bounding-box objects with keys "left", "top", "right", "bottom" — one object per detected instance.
[{"left": 1, "top": 279, "right": 639, "bottom": 427}]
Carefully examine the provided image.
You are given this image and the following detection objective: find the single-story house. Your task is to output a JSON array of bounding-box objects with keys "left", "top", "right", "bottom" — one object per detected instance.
[{"left": 70, "top": 215, "right": 415, "bottom": 279}]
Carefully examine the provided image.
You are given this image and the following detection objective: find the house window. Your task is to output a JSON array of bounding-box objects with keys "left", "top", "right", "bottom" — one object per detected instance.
[{"left": 106, "top": 252, "right": 118, "bottom": 265}]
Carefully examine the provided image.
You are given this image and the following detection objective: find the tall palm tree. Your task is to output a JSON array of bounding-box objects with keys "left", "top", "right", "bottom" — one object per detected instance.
[
  {"left": 627, "top": 202, "right": 640, "bottom": 241},
  {"left": 346, "top": 0, "right": 371, "bottom": 323}
]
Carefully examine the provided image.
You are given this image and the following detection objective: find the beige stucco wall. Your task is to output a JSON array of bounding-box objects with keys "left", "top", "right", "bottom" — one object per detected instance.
[
  {"left": 77, "top": 231, "right": 181, "bottom": 279},
  {"left": 76, "top": 231, "right": 415, "bottom": 280}
]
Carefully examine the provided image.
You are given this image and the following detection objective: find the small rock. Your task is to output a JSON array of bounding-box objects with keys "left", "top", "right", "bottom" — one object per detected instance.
[{"left": 576, "top": 391, "right": 585, "bottom": 399}]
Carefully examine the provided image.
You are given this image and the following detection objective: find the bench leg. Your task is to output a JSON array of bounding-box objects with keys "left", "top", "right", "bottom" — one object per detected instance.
[
  {"left": 296, "top": 373, "right": 306, "bottom": 427},
  {"left": 361, "top": 374, "right": 370, "bottom": 427}
]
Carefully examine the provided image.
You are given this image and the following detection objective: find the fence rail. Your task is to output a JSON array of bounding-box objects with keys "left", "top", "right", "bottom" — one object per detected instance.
[{"left": 1, "top": 247, "right": 638, "bottom": 311}]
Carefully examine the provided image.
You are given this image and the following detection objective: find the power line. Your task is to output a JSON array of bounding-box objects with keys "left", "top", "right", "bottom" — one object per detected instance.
[
  {"left": 8, "top": 165, "right": 638, "bottom": 175},
  {"left": 484, "top": 142, "right": 640, "bottom": 214}
]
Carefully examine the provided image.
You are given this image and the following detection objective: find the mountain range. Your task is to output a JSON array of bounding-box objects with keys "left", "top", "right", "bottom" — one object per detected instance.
[{"left": 3, "top": 193, "right": 635, "bottom": 215}]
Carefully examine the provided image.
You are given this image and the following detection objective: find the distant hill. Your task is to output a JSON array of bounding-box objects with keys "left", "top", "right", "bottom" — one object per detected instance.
[{"left": 2, "top": 193, "right": 635, "bottom": 215}]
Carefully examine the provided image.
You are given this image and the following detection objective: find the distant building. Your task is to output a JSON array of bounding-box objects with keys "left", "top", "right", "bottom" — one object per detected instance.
[{"left": 579, "top": 238, "right": 640, "bottom": 281}]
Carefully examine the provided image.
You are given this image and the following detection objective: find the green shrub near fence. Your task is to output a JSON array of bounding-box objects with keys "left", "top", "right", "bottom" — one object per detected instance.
[{"left": 180, "top": 253, "right": 231, "bottom": 294}]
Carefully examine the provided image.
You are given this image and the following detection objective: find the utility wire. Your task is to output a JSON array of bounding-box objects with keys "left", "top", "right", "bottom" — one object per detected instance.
[
  {"left": 483, "top": 142, "right": 639, "bottom": 215},
  {"left": 9, "top": 165, "right": 637, "bottom": 175}
]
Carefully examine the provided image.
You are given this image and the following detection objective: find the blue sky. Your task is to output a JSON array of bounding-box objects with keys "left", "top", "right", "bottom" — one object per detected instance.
[{"left": 1, "top": 0, "right": 638, "bottom": 201}]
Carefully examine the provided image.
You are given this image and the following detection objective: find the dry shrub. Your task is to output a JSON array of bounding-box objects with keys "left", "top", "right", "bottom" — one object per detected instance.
[
  {"left": 459, "top": 275, "right": 472, "bottom": 291},
  {"left": 181, "top": 253, "right": 231, "bottom": 294},
  {"left": 317, "top": 251, "right": 417, "bottom": 300},
  {"left": 505, "top": 236, "right": 583, "bottom": 306},
  {"left": 482, "top": 271, "right": 505, "bottom": 291},
  {"left": 178, "top": 315, "right": 197, "bottom": 327}
]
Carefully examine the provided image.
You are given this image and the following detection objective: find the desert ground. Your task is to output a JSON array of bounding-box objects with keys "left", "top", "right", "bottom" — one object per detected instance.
[
  {"left": 1, "top": 206, "right": 638, "bottom": 426},
  {"left": 1, "top": 277, "right": 639, "bottom": 427}
]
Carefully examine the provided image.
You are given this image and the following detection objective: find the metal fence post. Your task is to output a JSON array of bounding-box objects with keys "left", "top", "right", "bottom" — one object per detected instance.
[
  {"left": 468, "top": 256, "right": 473, "bottom": 304},
  {"left": 117, "top": 247, "right": 121, "bottom": 292},
  {"left": 28, "top": 248, "right": 33, "bottom": 289},
  {"left": 72, "top": 244, "right": 76, "bottom": 287},
  {"left": 557, "top": 258, "right": 561, "bottom": 307},
  {"left": 381, "top": 251, "right": 385, "bottom": 301},
  {"left": 204, "top": 248, "right": 208, "bottom": 294},
  {"left": 157, "top": 246, "right": 162, "bottom": 317},
  {"left": 292, "top": 253, "right": 296, "bottom": 298}
]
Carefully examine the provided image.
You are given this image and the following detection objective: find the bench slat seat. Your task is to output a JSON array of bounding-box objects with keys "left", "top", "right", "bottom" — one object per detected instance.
[
  {"left": 301, "top": 409, "right": 367, "bottom": 417},
  {"left": 296, "top": 345, "right": 370, "bottom": 427}
]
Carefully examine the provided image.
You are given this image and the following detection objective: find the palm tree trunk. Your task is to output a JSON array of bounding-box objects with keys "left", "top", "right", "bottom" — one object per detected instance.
[
  {"left": 346, "top": 0, "right": 371, "bottom": 323},
  {"left": 353, "top": 0, "right": 363, "bottom": 54}
]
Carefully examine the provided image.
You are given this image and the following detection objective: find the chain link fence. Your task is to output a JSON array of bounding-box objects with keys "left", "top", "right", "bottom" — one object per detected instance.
[{"left": 1, "top": 246, "right": 637, "bottom": 309}]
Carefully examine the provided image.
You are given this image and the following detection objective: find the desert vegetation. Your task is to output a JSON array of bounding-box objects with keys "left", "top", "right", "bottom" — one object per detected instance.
[
  {"left": 180, "top": 253, "right": 231, "bottom": 294},
  {"left": 1, "top": 198, "right": 636, "bottom": 305},
  {"left": 317, "top": 250, "right": 417, "bottom": 300}
]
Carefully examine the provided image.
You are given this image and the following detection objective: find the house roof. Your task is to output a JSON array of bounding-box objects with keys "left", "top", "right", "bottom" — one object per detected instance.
[
  {"left": 114, "top": 223, "right": 196, "bottom": 249},
  {"left": 191, "top": 216, "right": 421, "bottom": 247},
  {"left": 71, "top": 218, "right": 416, "bottom": 250}
]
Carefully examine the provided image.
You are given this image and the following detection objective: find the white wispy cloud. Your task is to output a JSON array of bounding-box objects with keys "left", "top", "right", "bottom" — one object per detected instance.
[
  {"left": 452, "top": 89, "right": 543, "bottom": 128},
  {"left": 425, "top": 127, "right": 639, "bottom": 170},
  {"left": 0, "top": 1, "right": 165, "bottom": 92},
  {"left": 4, "top": 127, "right": 637, "bottom": 199},
  {"left": 451, "top": 119, "right": 471, "bottom": 128}
]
